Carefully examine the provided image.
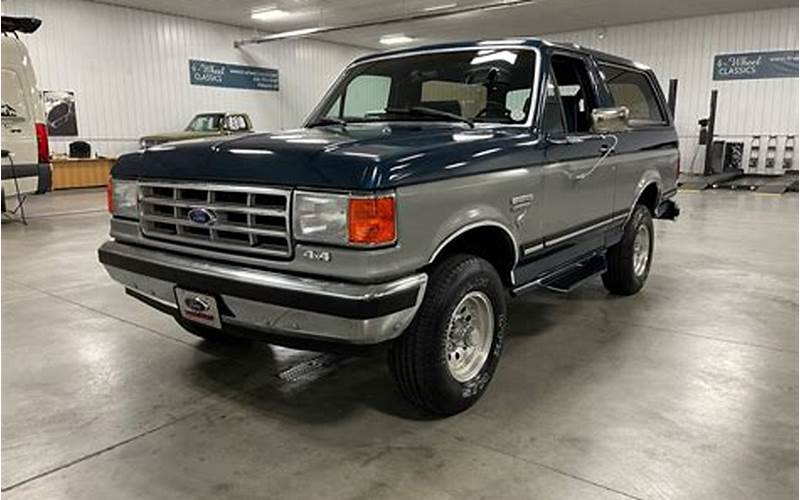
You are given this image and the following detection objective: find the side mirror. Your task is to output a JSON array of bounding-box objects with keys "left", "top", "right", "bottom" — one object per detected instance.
[{"left": 591, "top": 106, "right": 629, "bottom": 134}]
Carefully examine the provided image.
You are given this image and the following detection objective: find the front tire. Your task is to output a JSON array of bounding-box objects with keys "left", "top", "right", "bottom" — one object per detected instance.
[
  {"left": 602, "top": 204, "right": 654, "bottom": 295},
  {"left": 388, "top": 254, "right": 507, "bottom": 416}
]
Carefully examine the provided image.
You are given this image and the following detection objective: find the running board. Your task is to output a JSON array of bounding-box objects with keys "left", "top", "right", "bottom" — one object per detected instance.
[{"left": 513, "top": 254, "right": 606, "bottom": 295}]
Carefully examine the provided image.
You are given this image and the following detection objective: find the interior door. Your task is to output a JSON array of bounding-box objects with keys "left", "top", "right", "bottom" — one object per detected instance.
[{"left": 540, "top": 53, "right": 616, "bottom": 245}]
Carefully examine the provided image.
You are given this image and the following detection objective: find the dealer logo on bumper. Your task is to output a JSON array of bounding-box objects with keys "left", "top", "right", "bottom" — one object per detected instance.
[{"left": 184, "top": 295, "right": 212, "bottom": 312}]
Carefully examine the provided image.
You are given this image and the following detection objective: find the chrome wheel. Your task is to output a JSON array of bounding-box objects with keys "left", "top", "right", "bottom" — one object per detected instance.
[
  {"left": 632, "top": 224, "right": 651, "bottom": 278},
  {"left": 445, "top": 291, "right": 494, "bottom": 383}
]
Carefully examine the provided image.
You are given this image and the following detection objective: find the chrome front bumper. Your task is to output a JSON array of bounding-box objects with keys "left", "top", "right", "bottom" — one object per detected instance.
[{"left": 98, "top": 241, "right": 427, "bottom": 345}]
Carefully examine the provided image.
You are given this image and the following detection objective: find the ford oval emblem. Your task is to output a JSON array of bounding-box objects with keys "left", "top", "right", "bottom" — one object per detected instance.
[{"left": 187, "top": 207, "right": 216, "bottom": 225}]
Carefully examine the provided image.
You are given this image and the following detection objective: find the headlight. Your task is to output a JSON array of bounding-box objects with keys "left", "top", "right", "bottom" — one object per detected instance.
[
  {"left": 293, "top": 191, "right": 348, "bottom": 245},
  {"left": 293, "top": 191, "right": 396, "bottom": 247},
  {"left": 107, "top": 178, "right": 139, "bottom": 219}
]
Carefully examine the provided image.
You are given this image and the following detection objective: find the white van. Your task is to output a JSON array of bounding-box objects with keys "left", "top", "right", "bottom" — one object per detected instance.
[{"left": 1, "top": 16, "right": 50, "bottom": 199}]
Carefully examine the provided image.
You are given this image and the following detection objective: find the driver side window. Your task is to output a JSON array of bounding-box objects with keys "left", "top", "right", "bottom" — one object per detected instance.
[
  {"left": 549, "top": 54, "right": 599, "bottom": 134},
  {"left": 541, "top": 71, "right": 567, "bottom": 136}
]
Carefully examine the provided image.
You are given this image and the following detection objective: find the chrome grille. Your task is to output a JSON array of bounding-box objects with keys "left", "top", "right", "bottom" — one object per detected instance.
[{"left": 138, "top": 182, "right": 291, "bottom": 259}]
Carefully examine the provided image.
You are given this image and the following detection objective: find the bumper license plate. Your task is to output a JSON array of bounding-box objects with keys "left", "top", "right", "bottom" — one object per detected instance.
[{"left": 175, "top": 288, "right": 222, "bottom": 329}]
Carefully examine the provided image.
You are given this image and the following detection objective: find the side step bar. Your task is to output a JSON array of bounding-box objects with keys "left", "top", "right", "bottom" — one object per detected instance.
[{"left": 513, "top": 254, "right": 607, "bottom": 295}]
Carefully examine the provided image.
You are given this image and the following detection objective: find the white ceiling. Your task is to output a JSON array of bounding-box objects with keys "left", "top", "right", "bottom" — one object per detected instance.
[{"left": 98, "top": 0, "right": 795, "bottom": 48}]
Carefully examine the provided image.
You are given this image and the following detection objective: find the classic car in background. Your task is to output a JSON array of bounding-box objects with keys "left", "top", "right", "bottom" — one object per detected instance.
[{"left": 139, "top": 112, "right": 253, "bottom": 149}]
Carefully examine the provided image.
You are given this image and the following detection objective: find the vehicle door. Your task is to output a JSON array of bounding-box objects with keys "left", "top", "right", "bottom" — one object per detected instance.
[
  {"left": 1, "top": 62, "right": 38, "bottom": 194},
  {"left": 2, "top": 67, "right": 35, "bottom": 156},
  {"left": 539, "top": 52, "right": 617, "bottom": 249}
]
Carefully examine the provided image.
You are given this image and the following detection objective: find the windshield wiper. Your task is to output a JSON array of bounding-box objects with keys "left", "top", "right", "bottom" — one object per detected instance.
[
  {"left": 307, "top": 116, "right": 348, "bottom": 128},
  {"left": 384, "top": 106, "right": 474, "bottom": 128}
]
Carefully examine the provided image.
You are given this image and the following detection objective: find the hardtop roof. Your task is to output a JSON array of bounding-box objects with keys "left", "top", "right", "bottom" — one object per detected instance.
[{"left": 353, "top": 38, "right": 650, "bottom": 71}]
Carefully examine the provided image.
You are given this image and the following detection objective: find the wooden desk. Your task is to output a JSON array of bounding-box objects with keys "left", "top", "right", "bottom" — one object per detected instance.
[{"left": 51, "top": 158, "right": 115, "bottom": 190}]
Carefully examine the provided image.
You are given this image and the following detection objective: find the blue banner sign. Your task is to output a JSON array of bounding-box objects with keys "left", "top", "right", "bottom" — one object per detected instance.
[
  {"left": 189, "top": 59, "right": 279, "bottom": 91},
  {"left": 713, "top": 50, "right": 798, "bottom": 81}
]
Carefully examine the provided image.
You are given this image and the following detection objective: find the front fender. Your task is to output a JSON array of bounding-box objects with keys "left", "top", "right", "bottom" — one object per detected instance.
[
  {"left": 427, "top": 211, "right": 519, "bottom": 265},
  {"left": 394, "top": 173, "right": 527, "bottom": 269}
]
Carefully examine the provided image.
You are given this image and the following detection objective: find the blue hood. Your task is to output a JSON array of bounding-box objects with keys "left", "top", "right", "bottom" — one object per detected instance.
[{"left": 113, "top": 123, "right": 542, "bottom": 190}]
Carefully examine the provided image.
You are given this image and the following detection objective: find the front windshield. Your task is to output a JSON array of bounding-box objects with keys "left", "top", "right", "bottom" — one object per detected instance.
[
  {"left": 313, "top": 48, "right": 536, "bottom": 125},
  {"left": 186, "top": 114, "right": 222, "bottom": 132}
]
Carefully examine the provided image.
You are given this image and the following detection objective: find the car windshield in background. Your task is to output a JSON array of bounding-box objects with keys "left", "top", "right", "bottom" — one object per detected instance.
[
  {"left": 186, "top": 114, "right": 222, "bottom": 132},
  {"left": 314, "top": 49, "right": 536, "bottom": 126}
]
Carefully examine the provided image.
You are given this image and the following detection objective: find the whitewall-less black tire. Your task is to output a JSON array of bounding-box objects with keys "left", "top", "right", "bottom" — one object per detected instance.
[
  {"left": 388, "top": 254, "right": 507, "bottom": 416},
  {"left": 602, "top": 204, "right": 654, "bottom": 295}
]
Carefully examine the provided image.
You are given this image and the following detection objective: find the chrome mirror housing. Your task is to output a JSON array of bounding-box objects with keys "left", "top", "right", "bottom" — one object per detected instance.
[{"left": 591, "top": 106, "right": 630, "bottom": 134}]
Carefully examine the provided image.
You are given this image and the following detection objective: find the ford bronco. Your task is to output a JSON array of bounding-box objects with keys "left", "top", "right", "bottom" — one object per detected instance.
[{"left": 99, "top": 39, "right": 679, "bottom": 415}]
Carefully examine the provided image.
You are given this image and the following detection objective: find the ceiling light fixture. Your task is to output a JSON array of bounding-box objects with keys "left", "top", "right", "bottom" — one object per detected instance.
[
  {"left": 380, "top": 34, "right": 414, "bottom": 45},
  {"left": 235, "top": 0, "right": 544, "bottom": 47},
  {"left": 250, "top": 26, "right": 324, "bottom": 42},
  {"left": 423, "top": 3, "right": 458, "bottom": 11},
  {"left": 251, "top": 7, "right": 291, "bottom": 21}
]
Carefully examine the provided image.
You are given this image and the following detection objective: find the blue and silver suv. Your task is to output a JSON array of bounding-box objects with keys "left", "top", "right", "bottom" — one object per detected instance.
[{"left": 99, "top": 39, "right": 679, "bottom": 415}]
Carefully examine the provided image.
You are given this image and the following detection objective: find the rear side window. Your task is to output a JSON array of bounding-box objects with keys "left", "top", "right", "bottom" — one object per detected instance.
[{"left": 599, "top": 64, "right": 666, "bottom": 126}]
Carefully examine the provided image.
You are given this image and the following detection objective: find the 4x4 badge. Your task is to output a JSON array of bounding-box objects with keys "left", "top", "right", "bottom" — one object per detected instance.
[{"left": 302, "top": 249, "right": 331, "bottom": 262}]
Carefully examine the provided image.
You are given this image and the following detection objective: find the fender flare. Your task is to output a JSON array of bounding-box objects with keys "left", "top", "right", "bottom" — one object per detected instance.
[
  {"left": 626, "top": 174, "right": 662, "bottom": 223},
  {"left": 427, "top": 220, "right": 520, "bottom": 267}
]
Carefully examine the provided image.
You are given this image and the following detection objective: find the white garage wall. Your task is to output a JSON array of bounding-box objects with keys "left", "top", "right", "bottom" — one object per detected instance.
[
  {"left": 540, "top": 7, "right": 799, "bottom": 173},
  {"left": 3, "top": 0, "right": 796, "bottom": 169},
  {"left": 2, "top": 0, "right": 367, "bottom": 157}
]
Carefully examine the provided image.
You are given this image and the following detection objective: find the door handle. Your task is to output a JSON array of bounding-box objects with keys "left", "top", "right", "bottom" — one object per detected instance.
[
  {"left": 575, "top": 136, "right": 619, "bottom": 181},
  {"left": 547, "top": 135, "right": 584, "bottom": 146}
]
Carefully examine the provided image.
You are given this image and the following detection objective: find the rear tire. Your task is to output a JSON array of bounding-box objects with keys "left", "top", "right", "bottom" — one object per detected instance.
[
  {"left": 175, "top": 317, "right": 249, "bottom": 344},
  {"left": 388, "top": 254, "right": 507, "bottom": 416},
  {"left": 602, "top": 204, "right": 654, "bottom": 295}
]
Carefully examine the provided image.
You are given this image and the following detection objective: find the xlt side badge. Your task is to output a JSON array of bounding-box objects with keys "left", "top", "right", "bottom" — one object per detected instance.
[{"left": 510, "top": 193, "right": 534, "bottom": 228}]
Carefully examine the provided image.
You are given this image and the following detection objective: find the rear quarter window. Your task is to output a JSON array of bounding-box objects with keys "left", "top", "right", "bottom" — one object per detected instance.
[{"left": 599, "top": 64, "right": 667, "bottom": 127}]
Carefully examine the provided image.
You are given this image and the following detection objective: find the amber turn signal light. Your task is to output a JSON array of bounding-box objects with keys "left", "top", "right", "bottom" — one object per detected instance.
[{"left": 348, "top": 196, "right": 396, "bottom": 245}]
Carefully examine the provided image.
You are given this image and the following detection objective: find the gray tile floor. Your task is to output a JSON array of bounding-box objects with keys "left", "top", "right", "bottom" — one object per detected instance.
[{"left": 2, "top": 189, "right": 797, "bottom": 499}]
